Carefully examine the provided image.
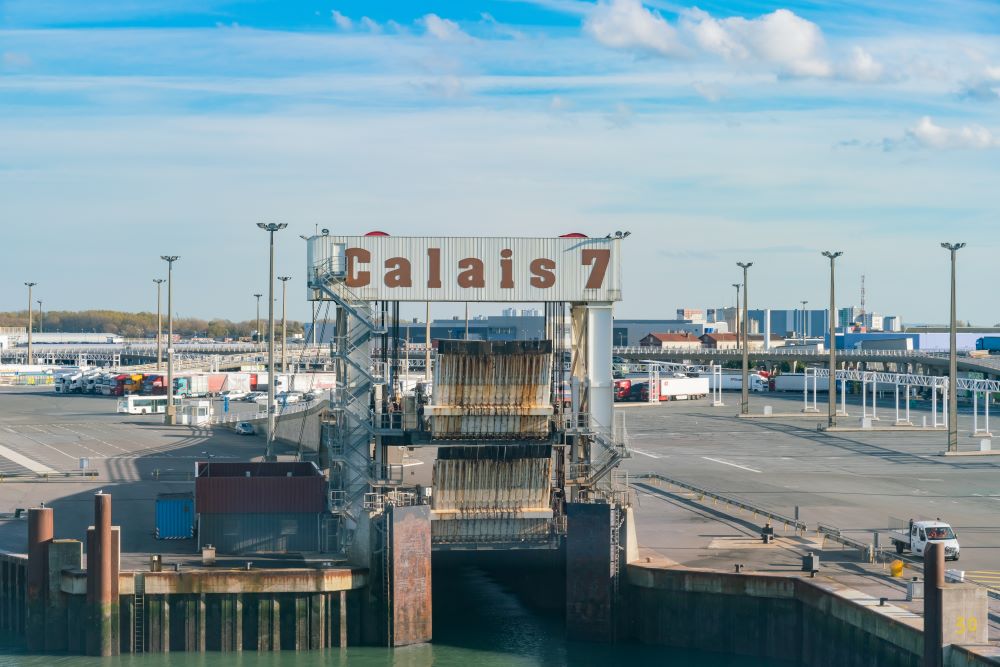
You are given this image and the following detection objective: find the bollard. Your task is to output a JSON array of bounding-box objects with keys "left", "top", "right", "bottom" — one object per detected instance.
[
  {"left": 88, "top": 493, "right": 114, "bottom": 657},
  {"left": 26, "top": 507, "right": 54, "bottom": 652},
  {"left": 923, "top": 543, "right": 945, "bottom": 667}
]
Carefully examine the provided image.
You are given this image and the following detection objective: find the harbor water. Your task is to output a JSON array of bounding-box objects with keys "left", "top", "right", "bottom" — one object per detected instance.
[{"left": 0, "top": 564, "right": 794, "bottom": 667}]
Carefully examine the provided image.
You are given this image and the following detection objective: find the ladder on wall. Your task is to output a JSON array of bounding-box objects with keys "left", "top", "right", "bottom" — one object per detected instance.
[{"left": 133, "top": 574, "right": 145, "bottom": 653}]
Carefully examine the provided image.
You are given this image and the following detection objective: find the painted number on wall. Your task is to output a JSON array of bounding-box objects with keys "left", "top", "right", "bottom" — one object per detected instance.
[{"left": 954, "top": 616, "right": 979, "bottom": 635}]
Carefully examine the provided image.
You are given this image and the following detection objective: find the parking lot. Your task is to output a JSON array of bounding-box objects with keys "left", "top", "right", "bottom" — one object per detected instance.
[{"left": 621, "top": 392, "right": 1000, "bottom": 577}]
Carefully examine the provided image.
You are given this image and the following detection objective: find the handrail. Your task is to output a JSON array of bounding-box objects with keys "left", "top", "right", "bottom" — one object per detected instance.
[{"left": 634, "top": 472, "right": 807, "bottom": 533}]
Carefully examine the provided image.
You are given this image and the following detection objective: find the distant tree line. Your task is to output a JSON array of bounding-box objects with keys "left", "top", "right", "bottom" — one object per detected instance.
[{"left": 0, "top": 309, "right": 303, "bottom": 339}]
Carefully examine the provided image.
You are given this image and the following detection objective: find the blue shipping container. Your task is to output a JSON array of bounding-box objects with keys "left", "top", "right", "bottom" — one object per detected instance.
[{"left": 155, "top": 493, "right": 194, "bottom": 539}]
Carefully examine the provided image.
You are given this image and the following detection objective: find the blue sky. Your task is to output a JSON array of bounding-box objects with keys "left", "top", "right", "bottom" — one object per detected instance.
[{"left": 2, "top": 1, "right": 999, "bottom": 325}]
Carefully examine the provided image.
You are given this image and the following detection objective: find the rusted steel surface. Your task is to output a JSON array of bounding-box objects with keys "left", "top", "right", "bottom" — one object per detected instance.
[
  {"left": 432, "top": 449, "right": 551, "bottom": 512},
  {"left": 389, "top": 505, "right": 432, "bottom": 646},
  {"left": 25, "top": 507, "right": 53, "bottom": 652},
  {"left": 141, "top": 567, "right": 367, "bottom": 595},
  {"left": 196, "top": 461, "right": 326, "bottom": 514},
  {"left": 565, "top": 502, "right": 614, "bottom": 642},
  {"left": 427, "top": 340, "right": 553, "bottom": 439},
  {"left": 431, "top": 445, "right": 555, "bottom": 547},
  {"left": 431, "top": 518, "right": 555, "bottom": 546},
  {"left": 89, "top": 493, "right": 116, "bottom": 656}
]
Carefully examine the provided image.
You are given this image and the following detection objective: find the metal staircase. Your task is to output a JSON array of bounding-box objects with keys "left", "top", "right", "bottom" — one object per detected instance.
[
  {"left": 310, "top": 262, "right": 386, "bottom": 557},
  {"left": 568, "top": 410, "right": 631, "bottom": 492}
]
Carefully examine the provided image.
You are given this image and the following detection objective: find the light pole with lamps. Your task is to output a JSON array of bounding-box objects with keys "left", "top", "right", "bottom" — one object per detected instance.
[
  {"left": 36, "top": 300, "right": 43, "bottom": 334},
  {"left": 941, "top": 242, "right": 965, "bottom": 452},
  {"left": 160, "top": 256, "right": 179, "bottom": 425},
  {"left": 299, "top": 235, "right": 318, "bottom": 346},
  {"left": 736, "top": 263, "right": 753, "bottom": 415},
  {"left": 153, "top": 279, "right": 165, "bottom": 371},
  {"left": 24, "top": 283, "right": 36, "bottom": 365},
  {"left": 278, "top": 276, "right": 291, "bottom": 373},
  {"left": 822, "top": 251, "right": 843, "bottom": 428},
  {"left": 257, "top": 222, "right": 287, "bottom": 460}
]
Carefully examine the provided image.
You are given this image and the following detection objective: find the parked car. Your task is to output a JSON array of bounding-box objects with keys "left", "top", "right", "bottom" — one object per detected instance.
[
  {"left": 243, "top": 391, "right": 265, "bottom": 402},
  {"left": 220, "top": 390, "right": 248, "bottom": 401},
  {"left": 302, "top": 391, "right": 317, "bottom": 402},
  {"left": 234, "top": 422, "right": 255, "bottom": 436},
  {"left": 280, "top": 391, "right": 303, "bottom": 404}
]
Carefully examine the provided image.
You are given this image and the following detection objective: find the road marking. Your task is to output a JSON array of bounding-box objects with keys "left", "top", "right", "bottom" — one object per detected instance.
[
  {"left": 0, "top": 443, "right": 56, "bottom": 475},
  {"left": 917, "top": 478, "right": 942, "bottom": 482},
  {"left": 630, "top": 448, "right": 663, "bottom": 459},
  {"left": 401, "top": 461, "right": 425, "bottom": 468},
  {"left": 701, "top": 456, "right": 761, "bottom": 473}
]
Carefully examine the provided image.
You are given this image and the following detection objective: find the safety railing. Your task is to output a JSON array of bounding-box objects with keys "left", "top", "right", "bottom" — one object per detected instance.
[{"left": 634, "top": 472, "right": 807, "bottom": 533}]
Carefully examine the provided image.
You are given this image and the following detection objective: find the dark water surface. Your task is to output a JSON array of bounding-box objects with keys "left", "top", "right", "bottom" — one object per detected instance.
[{"left": 0, "top": 565, "right": 793, "bottom": 666}]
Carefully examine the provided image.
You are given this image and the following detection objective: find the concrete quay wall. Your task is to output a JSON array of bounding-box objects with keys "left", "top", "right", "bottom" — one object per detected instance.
[{"left": 626, "top": 564, "right": 998, "bottom": 666}]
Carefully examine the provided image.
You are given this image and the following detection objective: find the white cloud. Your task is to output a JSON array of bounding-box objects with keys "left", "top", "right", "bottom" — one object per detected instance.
[
  {"left": 584, "top": 0, "right": 683, "bottom": 58},
  {"left": 421, "top": 14, "right": 471, "bottom": 42},
  {"left": 887, "top": 116, "right": 1000, "bottom": 150},
  {"left": 331, "top": 10, "right": 352, "bottom": 30},
  {"left": 360, "top": 17, "right": 382, "bottom": 33},
  {"left": 680, "top": 8, "right": 831, "bottom": 78},
  {"left": 692, "top": 80, "right": 725, "bottom": 102},
  {"left": 841, "top": 46, "right": 884, "bottom": 82}
]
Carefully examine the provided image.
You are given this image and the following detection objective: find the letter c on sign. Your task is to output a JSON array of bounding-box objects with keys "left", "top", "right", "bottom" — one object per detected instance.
[{"left": 345, "top": 248, "right": 371, "bottom": 288}]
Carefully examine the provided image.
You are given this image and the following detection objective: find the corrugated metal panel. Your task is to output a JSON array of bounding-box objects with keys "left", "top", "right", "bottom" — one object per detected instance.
[
  {"left": 155, "top": 493, "right": 194, "bottom": 539},
  {"left": 199, "top": 513, "right": 320, "bottom": 554},
  {"left": 426, "top": 339, "right": 553, "bottom": 440},
  {"left": 196, "top": 461, "right": 326, "bottom": 514},
  {"left": 432, "top": 450, "right": 551, "bottom": 512},
  {"left": 309, "top": 235, "right": 622, "bottom": 302}
]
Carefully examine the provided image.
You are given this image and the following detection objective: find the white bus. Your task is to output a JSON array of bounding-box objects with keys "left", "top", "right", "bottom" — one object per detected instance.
[{"left": 116, "top": 395, "right": 180, "bottom": 415}]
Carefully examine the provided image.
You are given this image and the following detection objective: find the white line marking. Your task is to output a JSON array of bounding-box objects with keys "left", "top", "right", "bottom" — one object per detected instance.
[
  {"left": 401, "top": 461, "right": 425, "bottom": 467},
  {"left": 630, "top": 448, "right": 662, "bottom": 459},
  {"left": 701, "top": 456, "right": 762, "bottom": 473},
  {"left": 0, "top": 443, "right": 57, "bottom": 475}
]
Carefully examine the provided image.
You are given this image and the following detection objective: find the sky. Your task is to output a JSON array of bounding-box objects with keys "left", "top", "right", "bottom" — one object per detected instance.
[{"left": 1, "top": 0, "right": 999, "bottom": 326}]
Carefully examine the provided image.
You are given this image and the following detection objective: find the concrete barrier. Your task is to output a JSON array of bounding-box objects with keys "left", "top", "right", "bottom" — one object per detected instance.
[{"left": 626, "top": 563, "right": 998, "bottom": 666}]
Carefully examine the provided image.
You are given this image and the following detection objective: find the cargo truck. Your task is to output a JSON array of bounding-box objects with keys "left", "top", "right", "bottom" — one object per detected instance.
[
  {"left": 975, "top": 336, "right": 1000, "bottom": 354},
  {"left": 708, "top": 372, "right": 768, "bottom": 392},
  {"left": 614, "top": 378, "right": 632, "bottom": 401},
  {"left": 628, "top": 376, "right": 710, "bottom": 401},
  {"left": 889, "top": 518, "right": 960, "bottom": 561}
]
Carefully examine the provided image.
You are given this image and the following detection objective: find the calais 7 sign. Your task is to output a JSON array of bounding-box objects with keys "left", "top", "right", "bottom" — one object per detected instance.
[{"left": 308, "top": 236, "right": 622, "bottom": 303}]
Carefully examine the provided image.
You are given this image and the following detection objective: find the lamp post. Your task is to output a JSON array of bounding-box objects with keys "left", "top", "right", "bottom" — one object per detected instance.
[
  {"left": 36, "top": 300, "right": 43, "bottom": 334},
  {"left": 278, "top": 276, "right": 291, "bottom": 373},
  {"left": 822, "top": 251, "right": 843, "bottom": 428},
  {"left": 153, "top": 279, "right": 165, "bottom": 371},
  {"left": 736, "top": 263, "right": 753, "bottom": 415},
  {"left": 300, "top": 235, "right": 318, "bottom": 346},
  {"left": 257, "top": 222, "right": 287, "bottom": 460},
  {"left": 24, "top": 283, "right": 36, "bottom": 365},
  {"left": 941, "top": 242, "right": 965, "bottom": 452},
  {"left": 800, "top": 300, "right": 808, "bottom": 343},
  {"left": 160, "top": 256, "right": 179, "bottom": 425}
]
